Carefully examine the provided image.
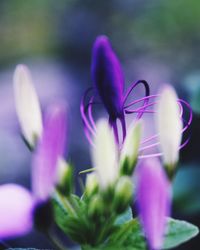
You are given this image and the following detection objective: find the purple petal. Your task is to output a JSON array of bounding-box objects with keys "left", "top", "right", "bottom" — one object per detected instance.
[
  {"left": 32, "top": 103, "right": 67, "bottom": 201},
  {"left": 92, "top": 35, "right": 124, "bottom": 119},
  {"left": 136, "top": 158, "right": 171, "bottom": 250},
  {"left": 0, "top": 184, "right": 33, "bottom": 239}
]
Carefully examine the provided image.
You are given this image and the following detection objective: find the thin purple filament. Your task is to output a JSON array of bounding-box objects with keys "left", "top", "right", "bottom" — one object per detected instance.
[{"left": 123, "top": 80, "right": 150, "bottom": 120}]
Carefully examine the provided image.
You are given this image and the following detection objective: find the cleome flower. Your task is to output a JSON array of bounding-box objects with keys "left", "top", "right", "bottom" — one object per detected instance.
[
  {"left": 81, "top": 35, "right": 192, "bottom": 163},
  {"left": 0, "top": 103, "right": 67, "bottom": 239}
]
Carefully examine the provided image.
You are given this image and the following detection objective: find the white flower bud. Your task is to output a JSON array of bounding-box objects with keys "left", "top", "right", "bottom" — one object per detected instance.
[
  {"left": 91, "top": 119, "right": 118, "bottom": 189},
  {"left": 156, "top": 85, "right": 183, "bottom": 168},
  {"left": 13, "top": 64, "right": 43, "bottom": 148},
  {"left": 56, "top": 158, "right": 73, "bottom": 196},
  {"left": 120, "top": 121, "right": 142, "bottom": 175},
  {"left": 85, "top": 172, "right": 99, "bottom": 197},
  {"left": 114, "top": 176, "right": 133, "bottom": 213}
]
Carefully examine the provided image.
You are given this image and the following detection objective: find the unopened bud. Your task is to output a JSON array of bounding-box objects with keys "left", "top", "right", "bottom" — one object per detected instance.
[
  {"left": 13, "top": 64, "right": 43, "bottom": 148},
  {"left": 91, "top": 119, "right": 118, "bottom": 189},
  {"left": 56, "top": 158, "right": 73, "bottom": 196},
  {"left": 88, "top": 194, "right": 104, "bottom": 219},
  {"left": 156, "top": 85, "right": 183, "bottom": 177},
  {"left": 33, "top": 199, "right": 53, "bottom": 233},
  {"left": 85, "top": 173, "right": 99, "bottom": 197},
  {"left": 113, "top": 176, "right": 133, "bottom": 213},
  {"left": 120, "top": 121, "right": 142, "bottom": 176}
]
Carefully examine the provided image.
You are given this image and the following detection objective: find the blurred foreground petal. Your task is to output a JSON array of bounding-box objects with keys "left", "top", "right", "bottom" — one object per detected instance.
[
  {"left": 136, "top": 158, "right": 171, "bottom": 249},
  {"left": 0, "top": 184, "right": 33, "bottom": 239},
  {"left": 13, "top": 64, "right": 43, "bottom": 147},
  {"left": 32, "top": 104, "right": 67, "bottom": 201}
]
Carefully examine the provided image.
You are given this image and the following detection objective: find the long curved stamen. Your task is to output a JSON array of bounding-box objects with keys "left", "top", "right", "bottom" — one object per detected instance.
[
  {"left": 80, "top": 88, "right": 96, "bottom": 136},
  {"left": 123, "top": 80, "right": 150, "bottom": 120},
  {"left": 84, "top": 126, "right": 95, "bottom": 146},
  {"left": 139, "top": 142, "right": 160, "bottom": 152},
  {"left": 139, "top": 117, "right": 192, "bottom": 152},
  {"left": 120, "top": 114, "right": 126, "bottom": 142},
  {"left": 125, "top": 102, "right": 157, "bottom": 114},
  {"left": 123, "top": 80, "right": 150, "bottom": 104},
  {"left": 178, "top": 99, "right": 193, "bottom": 133},
  {"left": 138, "top": 99, "right": 192, "bottom": 156},
  {"left": 88, "top": 96, "right": 96, "bottom": 130},
  {"left": 138, "top": 137, "right": 190, "bottom": 159},
  {"left": 124, "top": 94, "right": 159, "bottom": 109},
  {"left": 109, "top": 113, "right": 126, "bottom": 145}
]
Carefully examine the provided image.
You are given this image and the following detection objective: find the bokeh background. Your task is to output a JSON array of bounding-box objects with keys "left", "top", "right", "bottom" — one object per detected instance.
[{"left": 0, "top": 0, "right": 200, "bottom": 249}]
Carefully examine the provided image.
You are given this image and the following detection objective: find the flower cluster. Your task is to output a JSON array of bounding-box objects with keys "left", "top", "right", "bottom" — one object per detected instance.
[{"left": 0, "top": 36, "right": 197, "bottom": 250}]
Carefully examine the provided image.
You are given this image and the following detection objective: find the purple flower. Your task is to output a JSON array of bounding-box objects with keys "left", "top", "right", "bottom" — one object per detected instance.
[
  {"left": 32, "top": 103, "right": 67, "bottom": 201},
  {"left": 136, "top": 158, "right": 171, "bottom": 250},
  {"left": 0, "top": 104, "right": 67, "bottom": 239},
  {"left": 92, "top": 35, "right": 124, "bottom": 121},
  {"left": 81, "top": 35, "right": 150, "bottom": 144},
  {"left": 81, "top": 37, "right": 192, "bottom": 160},
  {"left": 0, "top": 184, "right": 34, "bottom": 239}
]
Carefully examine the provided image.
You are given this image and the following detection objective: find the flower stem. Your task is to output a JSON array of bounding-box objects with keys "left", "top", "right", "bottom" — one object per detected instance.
[
  {"left": 56, "top": 190, "right": 77, "bottom": 217},
  {"left": 47, "top": 230, "right": 69, "bottom": 250}
]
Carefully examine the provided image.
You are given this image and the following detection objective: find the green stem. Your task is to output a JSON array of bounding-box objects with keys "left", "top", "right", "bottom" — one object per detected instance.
[
  {"left": 57, "top": 191, "right": 77, "bottom": 217},
  {"left": 110, "top": 219, "right": 136, "bottom": 243},
  {"left": 47, "top": 230, "right": 69, "bottom": 250},
  {"left": 96, "top": 215, "right": 115, "bottom": 245}
]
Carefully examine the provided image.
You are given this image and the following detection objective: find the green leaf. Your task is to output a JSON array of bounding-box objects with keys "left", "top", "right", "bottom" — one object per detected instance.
[
  {"left": 173, "top": 166, "right": 200, "bottom": 214},
  {"left": 52, "top": 191, "right": 69, "bottom": 233},
  {"left": 82, "top": 217, "right": 198, "bottom": 249},
  {"left": 109, "top": 217, "right": 198, "bottom": 250},
  {"left": 115, "top": 206, "right": 133, "bottom": 225},
  {"left": 163, "top": 218, "right": 199, "bottom": 249}
]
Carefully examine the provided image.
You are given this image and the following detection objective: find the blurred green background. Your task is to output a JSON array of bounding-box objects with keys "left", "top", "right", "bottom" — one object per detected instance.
[{"left": 0, "top": 0, "right": 200, "bottom": 249}]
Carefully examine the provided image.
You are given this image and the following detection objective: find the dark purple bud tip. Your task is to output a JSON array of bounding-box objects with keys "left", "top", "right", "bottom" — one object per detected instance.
[
  {"left": 33, "top": 199, "right": 53, "bottom": 233},
  {"left": 92, "top": 35, "right": 124, "bottom": 119}
]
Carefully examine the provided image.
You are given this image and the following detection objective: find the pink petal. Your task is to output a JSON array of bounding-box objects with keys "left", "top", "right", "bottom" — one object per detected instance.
[
  {"left": 136, "top": 158, "right": 171, "bottom": 250},
  {"left": 0, "top": 184, "right": 33, "bottom": 239},
  {"left": 32, "top": 103, "right": 67, "bottom": 201}
]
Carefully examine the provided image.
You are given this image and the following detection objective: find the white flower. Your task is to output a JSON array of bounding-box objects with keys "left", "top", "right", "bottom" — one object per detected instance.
[
  {"left": 91, "top": 119, "right": 118, "bottom": 189},
  {"left": 13, "top": 64, "right": 43, "bottom": 147},
  {"left": 156, "top": 85, "right": 183, "bottom": 167},
  {"left": 120, "top": 121, "right": 142, "bottom": 175}
]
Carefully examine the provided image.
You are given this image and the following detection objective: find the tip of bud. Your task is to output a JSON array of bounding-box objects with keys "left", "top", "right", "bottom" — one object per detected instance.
[
  {"left": 13, "top": 64, "right": 43, "bottom": 148},
  {"left": 92, "top": 35, "right": 124, "bottom": 119}
]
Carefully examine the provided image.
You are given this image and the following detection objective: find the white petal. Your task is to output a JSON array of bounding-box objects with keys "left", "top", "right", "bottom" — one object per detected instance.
[
  {"left": 91, "top": 119, "right": 118, "bottom": 189},
  {"left": 120, "top": 120, "right": 142, "bottom": 165},
  {"left": 13, "top": 64, "right": 43, "bottom": 147},
  {"left": 156, "top": 85, "right": 183, "bottom": 166},
  {"left": 0, "top": 184, "right": 34, "bottom": 239}
]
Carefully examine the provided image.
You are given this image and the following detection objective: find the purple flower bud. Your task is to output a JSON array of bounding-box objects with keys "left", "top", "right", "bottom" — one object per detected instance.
[
  {"left": 136, "top": 158, "right": 171, "bottom": 250},
  {"left": 0, "top": 184, "right": 34, "bottom": 239},
  {"left": 0, "top": 104, "right": 67, "bottom": 239},
  {"left": 92, "top": 35, "right": 124, "bottom": 120},
  {"left": 32, "top": 103, "right": 67, "bottom": 201}
]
